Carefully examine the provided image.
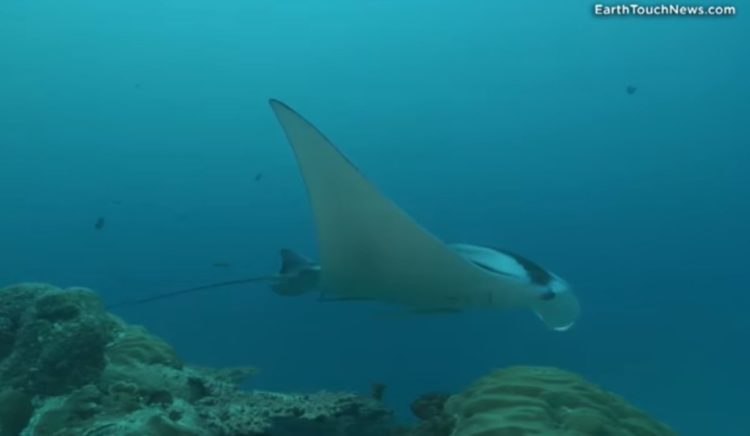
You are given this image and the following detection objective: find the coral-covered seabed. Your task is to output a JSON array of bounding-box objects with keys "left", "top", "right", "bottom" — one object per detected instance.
[{"left": 0, "top": 283, "right": 675, "bottom": 436}]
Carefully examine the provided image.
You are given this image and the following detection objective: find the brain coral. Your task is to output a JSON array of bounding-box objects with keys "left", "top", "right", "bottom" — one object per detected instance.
[{"left": 444, "top": 366, "right": 675, "bottom": 436}]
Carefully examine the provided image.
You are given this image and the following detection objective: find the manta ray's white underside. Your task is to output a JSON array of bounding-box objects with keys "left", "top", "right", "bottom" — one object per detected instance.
[{"left": 268, "top": 99, "right": 579, "bottom": 330}]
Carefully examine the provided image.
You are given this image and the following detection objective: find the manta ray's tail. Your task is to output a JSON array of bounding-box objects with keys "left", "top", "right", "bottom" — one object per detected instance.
[
  {"left": 530, "top": 284, "right": 580, "bottom": 331},
  {"left": 107, "top": 249, "right": 319, "bottom": 309},
  {"left": 106, "top": 276, "right": 270, "bottom": 309}
]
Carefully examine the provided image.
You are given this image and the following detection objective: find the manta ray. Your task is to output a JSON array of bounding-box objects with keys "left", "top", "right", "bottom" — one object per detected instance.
[{"left": 113, "top": 100, "right": 580, "bottom": 331}]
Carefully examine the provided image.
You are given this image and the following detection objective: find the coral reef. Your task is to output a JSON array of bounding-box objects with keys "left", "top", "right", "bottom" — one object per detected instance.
[
  {"left": 0, "top": 283, "right": 392, "bottom": 436},
  {"left": 0, "top": 283, "right": 675, "bottom": 436}
]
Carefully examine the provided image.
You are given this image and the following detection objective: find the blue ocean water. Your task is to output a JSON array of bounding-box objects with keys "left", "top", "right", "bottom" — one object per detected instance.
[{"left": 1, "top": 1, "right": 747, "bottom": 434}]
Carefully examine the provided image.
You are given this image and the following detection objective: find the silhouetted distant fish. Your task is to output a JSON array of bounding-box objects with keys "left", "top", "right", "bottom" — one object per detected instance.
[
  {"left": 371, "top": 382, "right": 387, "bottom": 401},
  {"left": 212, "top": 261, "right": 231, "bottom": 268},
  {"left": 255, "top": 173, "right": 263, "bottom": 182},
  {"left": 94, "top": 217, "right": 106, "bottom": 230},
  {"left": 626, "top": 85, "right": 637, "bottom": 95}
]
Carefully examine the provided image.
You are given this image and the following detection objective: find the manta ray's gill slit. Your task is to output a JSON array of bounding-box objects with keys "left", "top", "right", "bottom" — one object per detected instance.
[{"left": 490, "top": 247, "right": 554, "bottom": 286}]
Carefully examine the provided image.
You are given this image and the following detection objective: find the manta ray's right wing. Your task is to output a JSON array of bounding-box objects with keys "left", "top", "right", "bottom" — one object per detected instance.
[{"left": 268, "top": 100, "right": 524, "bottom": 310}]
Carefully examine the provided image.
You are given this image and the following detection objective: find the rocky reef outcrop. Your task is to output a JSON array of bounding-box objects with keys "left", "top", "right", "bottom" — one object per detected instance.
[{"left": 0, "top": 283, "right": 675, "bottom": 436}]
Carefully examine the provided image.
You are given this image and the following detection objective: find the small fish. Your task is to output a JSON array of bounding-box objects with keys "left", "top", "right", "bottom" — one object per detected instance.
[
  {"left": 94, "top": 217, "right": 106, "bottom": 230},
  {"left": 626, "top": 85, "right": 637, "bottom": 95},
  {"left": 254, "top": 173, "right": 263, "bottom": 182},
  {"left": 212, "top": 261, "right": 232, "bottom": 268},
  {"left": 370, "top": 382, "right": 387, "bottom": 401}
]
